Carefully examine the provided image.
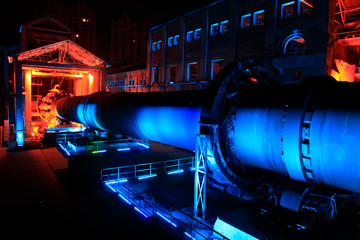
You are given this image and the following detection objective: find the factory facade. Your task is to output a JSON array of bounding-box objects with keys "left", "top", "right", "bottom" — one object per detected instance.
[{"left": 107, "top": 0, "right": 360, "bottom": 92}]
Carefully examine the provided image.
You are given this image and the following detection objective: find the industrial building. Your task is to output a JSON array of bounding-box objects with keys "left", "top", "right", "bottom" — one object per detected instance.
[
  {"left": 1, "top": 0, "right": 360, "bottom": 239},
  {"left": 6, "top": 40, "right": 108, "bottom": 148},
  {"left": 107, "top": 0, "right": 360, "bottom": 92}
]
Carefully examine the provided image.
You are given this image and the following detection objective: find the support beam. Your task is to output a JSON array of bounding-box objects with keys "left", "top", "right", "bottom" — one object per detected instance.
[
  {"left": 194, "top": 134, "right": 208, "bottom": 220},
  {"left": 14, "top": 60, "right": 24, "bottom": 147},
  {"left": 24, "top": 70, "right": 32, "bottom": 137}
]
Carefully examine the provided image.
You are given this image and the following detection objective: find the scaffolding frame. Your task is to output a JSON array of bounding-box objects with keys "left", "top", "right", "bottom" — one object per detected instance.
[{"left": 194, "top": 134, "right": 208, "bottom": 220}]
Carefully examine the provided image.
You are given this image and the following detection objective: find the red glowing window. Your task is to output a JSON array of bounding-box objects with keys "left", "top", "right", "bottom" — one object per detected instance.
[
  {"left": 211, "top": 59, "right": 224, "bottom": 80},
  {"left": 241, "top": 14, "right": 252, "bottom": 29},
  {"left": 253, "top": 10, "right": 265, "bottom": 26},
  {"left": 220, "top": 20, "right": 229, "bottom": 34},
  {"left": 298, "top": 0, "right": 313, "bottom": 16},
  {"left": 282, "top": 1, "right": 295, "bottom": 19}
]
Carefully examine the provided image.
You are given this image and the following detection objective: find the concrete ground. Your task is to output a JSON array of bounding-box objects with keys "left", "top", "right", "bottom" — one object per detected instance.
[
  {"left": 0, "top": 142, "right": 192, "bottom": 238},
  {"left": 1, "top": 141, "right": 359, "bottom": 239}
]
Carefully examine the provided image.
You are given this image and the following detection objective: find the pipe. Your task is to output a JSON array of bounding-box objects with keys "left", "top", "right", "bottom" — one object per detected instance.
[
  {"left": 53, "top": 90, "right": 204, "bottom": 151},
  {"left": 220, "top": 80, "right": 360, "bottom": 193},
  {"left": 53, "top": 79, "right": 360, "bottom": 193}
]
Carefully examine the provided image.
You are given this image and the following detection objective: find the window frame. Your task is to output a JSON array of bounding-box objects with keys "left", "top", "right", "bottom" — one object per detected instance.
[
  {"left": 174, "top": 35, "right": 180, "bottom": 46},
  {"left": 253, "top": 10, "right": 265, "bottom": 26},
  {"left": 186, "top": 30, "right": 194, "bottom": 42},
  {"left": 168, "top": 37, "right": 173, "bottom": 47},
  {"left": 211, "top": 59, "right": 225, "bottom": 80},
  {"left": 194, "top": 28, "right": 202, "bottom": 40},
  {"left": 298, "top": 0, "right": 313, "bottom": 16},
  {"left": 210, "top": 23, "right": 219, "bottom": 36},
  {"left": 168, "top": 65, "right": 177, "bottom": 84},
  {"left": 241, "top": 14, "right": 252, "bottom": 29},
  {"left": 281, "top": 1, "right": 296, "bottom": 19},
  {"left": 187, "top": 62, "right": 198, "bottom": 82},
  {"left": 219, "top": 20, "right": 229, "bottom": 34}
]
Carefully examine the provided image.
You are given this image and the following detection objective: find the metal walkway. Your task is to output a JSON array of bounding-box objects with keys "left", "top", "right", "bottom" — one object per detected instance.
[{"left": 101, "top": 157, "right": 229, "bottom": 240}]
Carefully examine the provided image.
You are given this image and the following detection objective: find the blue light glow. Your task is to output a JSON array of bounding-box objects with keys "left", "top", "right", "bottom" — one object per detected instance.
[
  {"left": 92, "top": 149, "right": 107, "bottom": 154},
  {"left": 67, "top": 141, "right": 77, "bottom": 152},
  {"left": 106, "top": 178, "right": 128, "bottom": 184},
  {"left": 59, "top": 143, "right": 71, "bottom": 156},
  {"left": 136, "top": 106, "right": 201, "bottom": 151},
  {"left": 118, "top": 193, "right": 132, "bottom": 205},
  {"left": 138, "top": 174, "right": 157, "bottom": 180},
  {"left": 16, "top": 132, "right": 24, "bottom": 147},
  {"left": 136, "top": 142, "right": 150, "bottom": 149},
  {"left": 105, "top": 182, "right": 116, "bottom": 192},
  {"left": 134, "top": 207, "right": 149, "bottom": 218},
  {"left": 156, "top": 211, "right": 177, "bottom": 227},
  {"left": 185, "top": 232, "right": 197, "bottom": 240},
  {"left": 167, "top": 169, "right": 184, "bottom": 175},
  {"left": 117, "top": 147, "right": 131, "bottom": 151},
  {"left": 68, "top": 126, "right": 86, "bottom": 132}
]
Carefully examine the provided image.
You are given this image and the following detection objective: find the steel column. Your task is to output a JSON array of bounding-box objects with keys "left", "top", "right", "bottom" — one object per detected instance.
[{"left": 194, "top": 134, "right": 208, "bottom": 219}]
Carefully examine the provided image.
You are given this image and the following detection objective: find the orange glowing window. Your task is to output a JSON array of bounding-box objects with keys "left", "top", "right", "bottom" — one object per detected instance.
[{"left": 211, "top": 59, "right": 224, "bottom": 80}]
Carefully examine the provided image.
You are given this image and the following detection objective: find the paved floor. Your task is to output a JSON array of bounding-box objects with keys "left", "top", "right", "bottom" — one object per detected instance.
[
  {"left": 0, "top": 143, "right": 192, "bottom": 238},
  {"left": 1, "top": 142, "right": 360, "bottom": 239}
]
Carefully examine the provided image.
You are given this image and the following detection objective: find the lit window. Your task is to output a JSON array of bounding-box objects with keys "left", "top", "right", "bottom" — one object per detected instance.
[
  {"left": 282, "top": 1, "right": 295, "bottom": 19},
  {"left": 241, "top": 14, "right": 252, "bottom": 29},
  {"left": 157, "top": 40, "right": 162, "bottom": 50},
  {"left": 168, "top": 65, "right": 177, "bottom": 84},
  {"left": 298, "top": 0, "right": 313, "bottom": 16},
  {"left": 211, "top": 59, "right": 224, "bottom": 80},
  {"left": 187, "top": 62, "right": 198, "bottom": 81},
  {"left": 220, "top": 20, "right": 229, "bottom": 34},
  {"left": 152, "top": 42, "right": 157, "bottom": 51},
  {"left": 152, "top": 67, "right": 159, "bottom": 83},
  {"left": 174, "top": 35, "right": 180, "bottom": 46},
  {"left": 168, "top": 37, "right": 173, "bottom": 47},
  {"left": 286, "top": 37, "right": 305, "bottom": 56},
  {"left": 210, "top": 23, "right": 219, "bottom": 36},
  {"left": 253, "top": 10, "right": 265, "bottom": 26},
  {"left": 194, "top": 28, "right": 201, "bottom": 40},
  {"left": 187, "top": 31, "right": 193, "bottom": 42}
]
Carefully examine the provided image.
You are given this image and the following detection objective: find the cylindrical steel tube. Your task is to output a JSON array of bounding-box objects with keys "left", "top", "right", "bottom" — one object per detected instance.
[
  {"left": 53, "top": 80, "right": 360, "bottom": 193},
  {"left": 223, "top": 81, "right": 360, "bottom": 193},
  {"left": 54, "top": 90, "right": 204, "bottom": 150}
]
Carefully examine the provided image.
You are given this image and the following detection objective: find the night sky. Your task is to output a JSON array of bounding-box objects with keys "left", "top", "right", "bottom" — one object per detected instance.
[{"left": 0, "top": 0, "right": 218, "bottom": 61}]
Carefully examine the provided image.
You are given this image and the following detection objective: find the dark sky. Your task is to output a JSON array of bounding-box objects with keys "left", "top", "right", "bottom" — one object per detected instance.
[{"left": 0, "top": 0, "right": 218, "bottom": 60}]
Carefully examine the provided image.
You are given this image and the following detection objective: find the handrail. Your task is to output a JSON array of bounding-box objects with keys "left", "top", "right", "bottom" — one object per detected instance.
[
  {"left": 101, "top": 157, "right": 195, "bottom": 182},
  {"left": 110, "top": 180, "right": 229, "bottom": 240}
]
